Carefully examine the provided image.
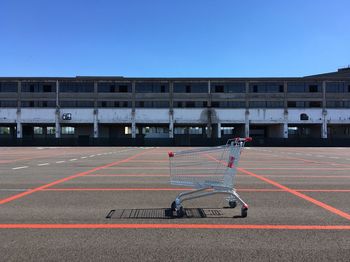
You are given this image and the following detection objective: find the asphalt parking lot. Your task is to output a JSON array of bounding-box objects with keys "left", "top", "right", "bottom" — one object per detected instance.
[{"left": 0, "top": 146, "right": 349, "bottom": 261}]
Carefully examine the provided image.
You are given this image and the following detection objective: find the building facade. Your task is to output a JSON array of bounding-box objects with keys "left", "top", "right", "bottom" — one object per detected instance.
[{"left": 1, "top": 68, "right": 350, "bottom": 146}]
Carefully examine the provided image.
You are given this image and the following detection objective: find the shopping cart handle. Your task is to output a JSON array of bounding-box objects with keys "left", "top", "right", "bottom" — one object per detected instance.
[
  {"left": 168, "top": 151, "right": 174, "bottom": 157},
  {"left": 233, "top": 137, "right": 253, "bottom": 142}
]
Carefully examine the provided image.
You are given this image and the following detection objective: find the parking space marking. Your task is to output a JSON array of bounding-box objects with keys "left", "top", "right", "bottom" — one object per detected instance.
[
  {"left": 12, "top": 166, "right": 28, "bottom": 170},
  {"left": 38, "top": 163, "right": 49, "bottom": 166},
  {"left": 56, "top": 161, "right": 65, "bottom": 164},
  {"left": 238, "top": 167, "right": 350, "bottom": 221},
  {"left": 0, "top": 148, "right": 148, "bottom": 205}
]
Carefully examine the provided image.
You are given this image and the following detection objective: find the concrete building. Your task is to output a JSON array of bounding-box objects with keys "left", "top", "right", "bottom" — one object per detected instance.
[{"left": 1, "top": 67, "right": 350, "bottom": 146}]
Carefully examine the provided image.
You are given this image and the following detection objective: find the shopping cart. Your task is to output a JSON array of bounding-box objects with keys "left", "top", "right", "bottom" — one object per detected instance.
[{"left": 168, "top": 137, "right": 252, "bottom": 218}]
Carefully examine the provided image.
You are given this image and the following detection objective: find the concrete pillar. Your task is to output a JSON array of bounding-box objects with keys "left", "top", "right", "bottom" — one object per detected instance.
[
  {"left": 244, "top": 110, "right": 249, "bottom": 137},
  {"left": 93, "top": 109, "right": 99, "bottom": 138},
  {"left": 322, "top": 110, "right": 328, "bottom": 139},
  {"left": 16, "top": 112, "right": 22, "bottom": 139},
  {"left": 131, "top": 121, "right": 136, "bottom": 138},
  {"left": 16, "top": 81, "right": 22, "bottom": 138},
  {"left": 169, "top": 81, "right": 174, "bottom": 139},
  {"left": 55, "top": 81, "right": 61, "bottom": 138},
  {"left": 169, "top": 110, "right": 174, "bottom": 138},
  {"left": 283, "top": 122, "right": 288, "bottom": 138},
  {"left": 283, "top": 110, "right": 288, "bottom": 138},
  {"left": 217, "top": 122, "right": 221, "bottom": 138},
  {"left": 55, "top": 109, "right": 61, "bottom": 138}
]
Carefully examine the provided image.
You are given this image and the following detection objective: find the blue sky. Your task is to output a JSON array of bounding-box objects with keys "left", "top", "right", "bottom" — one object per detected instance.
[{"left": 0, "top": 0, "right": 349, "bottom": 77}]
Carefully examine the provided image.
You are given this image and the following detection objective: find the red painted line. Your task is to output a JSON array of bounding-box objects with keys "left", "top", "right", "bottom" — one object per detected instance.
[
  {"left": 42, "top": 188, "right": 189, "bottom": 191},
  {"left": 261, "top": 175, "right": 350, "bottom": 178},
  {"left": 86, "top": 174, "right": 169, "bottom": 177},
  {"left": 205, "top": 154, "right": 350, "bottom": 221},
  {"left": 40, "top": 188, "right": 350, "bottom": 192},
  {"left": 296, "top": 189, "right": 350, "bottom": 192},
  {"left": 105, "top": 167, "right": 219, "bottom": 170},
  {"left": 238, "top": 167, "right": 350, "bottom": 221},
  {"left": 85, "top": 174, "right": 228, "bottom": 177},
  {"left": 0, "top": 224, "right": 349, "bottom": 230},
  {"left": 0, "top": 149, "right": 151, "bottom": 205},
  {"left": 85, "top": 173, "right": 350, "bottom": 179},
  {"left": 243, "top": 167, "right": 350, "bottom": 170}
]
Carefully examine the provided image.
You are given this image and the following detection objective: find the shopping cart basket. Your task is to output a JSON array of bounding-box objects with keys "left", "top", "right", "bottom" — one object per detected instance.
[{"left": 168, "top": 137, "right": 252, "bottom": 218}]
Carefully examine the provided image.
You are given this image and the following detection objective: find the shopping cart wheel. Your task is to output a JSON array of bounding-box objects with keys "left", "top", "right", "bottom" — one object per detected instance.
[
  {"left": 229, "top": 201, "right": 237, "bottom": 208},
  {"left": 171, "top": 201, "right": 177, "bottom": 211},
  {"left": 176, "top": 206, "right": 184, "bottom": 218},
  {"left": 241, "top": 206, "right": 248, "bottom": 218}
]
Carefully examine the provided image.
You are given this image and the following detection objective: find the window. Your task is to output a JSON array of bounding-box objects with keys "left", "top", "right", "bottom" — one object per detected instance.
[
  {"left": 124, "top": 126, "right": 132, "bottom": 135},
  {"left": 0, "top": 100, "right": 17, "bottom": 107},
  {"left": 249, "top": 101, "right": 266, "bottom": 108},
  {"left": 0, "top": 127, "right": 11, "bottom": 135},
  {"left": 288, "top": 126, "right": 298, "bottom": 135},
  {"left": 60, "top": 101, "right": 94, "bottom": 107},
  {"left": 326, "top": 82, "right": 345, "bottom": 93},
  {"left": 215, "top": 85, "right": 224, "bottom": 93},
  {"left": 174, "top": 82, "right": 207, "bottom": 93},
  {"left": 43, "top": 85, "right": 54, "bottom": 92},
  {"left": 47, "top": 127, "right": 55, "bottom": 135},
  {"left": 22, "top": 82, "right": 55, "bottom": 92},
  {"left": 185, "top": 101, "right": 194, "bottom": 107},
  {"left": 326, "top": 101, "right": 344, "bottom": 108},
  {"left": 135, "top": 82, "right": 169, "bottom": 93},
  {"left": 189, "top": 127, "right": 203, "bottom": 135},
  {"left": 287, "top": 82, "right": 320, "bottom": 93},
  {"left": 61, "top": 126, "right": 75, "bottom": 135},
  {"left": 287, "top": 82, "right": 305, "bottom": 92},
  {"left": 288, "top": 101, "right": 321, "bottom": 108},
  {"left": 211, "top": 82, "right": 245, "bottom": 93},
  {"left": 97, "top": 101, "right": 131, "bottom": 108},
  {"left": 60, "top": 82, "right": 94, "bottom": 93},
  {"left": 0, "top": 82, "right": 17, "bottom": 92},
  {"left": 309, "top": 101, "right": 322, "bottom": 108},
  {"left": 141, "top": 127, "right": 168, "bottom": 134},
  {"left": 211, "top": 101, "right": 245, "bottom": 108},
  {"left": 174, "top": 127, "right": 186, "bottom": 135},
  {"left": 153, "top": 101, "right": 169, "bottom": 108},
  {"left": 309, "top": 85, "right": 319, "bottom": 93},
  {"left": 249, "top": 83, "right": 283, "bottom": 93},
  {"left": 98, "top": 83, "right": 131, "bottom": 93},
  {"left": 173, "top": 101, "right": 207, "bottom": 108},
  {"left": 119, "top": 85, "right": 129, "bottom": 93},
  {"left": 33, "top": 127, "right": 43, "bottom": 135},
  {"left": 266, "top": 101, "right": 284, "bottom": 108},
  {"left": 288, "top": 101, "right": 296, "bottom": 108},
  {"left": 221, "top": 127, "right": 234, "bottom": 135}
]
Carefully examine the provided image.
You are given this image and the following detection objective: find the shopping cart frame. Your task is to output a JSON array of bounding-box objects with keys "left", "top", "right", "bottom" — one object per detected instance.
[{"left": 168, "top": 137, "right": 252, "bottom": 218}]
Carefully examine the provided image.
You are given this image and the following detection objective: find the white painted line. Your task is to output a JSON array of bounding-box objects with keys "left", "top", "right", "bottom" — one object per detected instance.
[
  {"left": 12, "top": 166, "right": 28, "bottom": 170},
  {"left": 329, "top": 157, "right": 339, "bottom": 159},
  {"left": 69, "top": 159, "right": 77, "bottom": 161},
  {"left": 97, "top": 154, "right": 102, "bottom": 156},
  {"left": 89, "top": 155, "right": 95, "bottom": 157},
  {"left": 56, "top": 161, "right": 65, "bottom": 164},
  {"left": 38, "top": 163, "right": 49, "bottom": 166},
  {"left": 0, "top": 189, "right": 29, "bottom": 192},
  {"left": 81, "top": 156, "right": 87, "bottom": 159}
]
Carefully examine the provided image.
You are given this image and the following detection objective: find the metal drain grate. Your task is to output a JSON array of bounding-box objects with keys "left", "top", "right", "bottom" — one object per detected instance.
[{"left": 106, "top": 208, "right": 230, "bottom": 219}]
